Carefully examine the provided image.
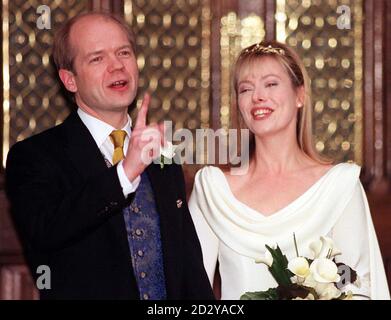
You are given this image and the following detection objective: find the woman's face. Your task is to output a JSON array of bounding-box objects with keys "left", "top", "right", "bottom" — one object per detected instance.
[{"left": 237, "top": 56, "right": 303, "bottom": 138}]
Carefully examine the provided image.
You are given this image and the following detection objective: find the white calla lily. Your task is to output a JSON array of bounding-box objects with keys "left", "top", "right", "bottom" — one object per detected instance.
[
  {"left": 310, "top": 258, "right": 341, "bottom": 283},
  {"left": 315, "top": 283, "right": 342, "bottom": 300},
  {"left": 309, "top": 236, "right": 341, "bottom": 259},
  {"left": 309, "top": 239, "right": 322, "bottom": 258},
  {"left": 288, "top": 257, "right": 310, "bottom": 278},
  {"left": 302, "top": 274, "right": 317, "bottom": 288},
  {"left": 243, "top": 234, "right": 359, "bottom": 300},
  {"left": 255, "top": 249, "right": 273, "bottom": 267}
]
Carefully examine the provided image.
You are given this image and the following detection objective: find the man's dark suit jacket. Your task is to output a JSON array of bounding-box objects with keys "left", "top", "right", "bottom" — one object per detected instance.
[{"left": 5, "top": 111, "right": 214, "bottom": 300}]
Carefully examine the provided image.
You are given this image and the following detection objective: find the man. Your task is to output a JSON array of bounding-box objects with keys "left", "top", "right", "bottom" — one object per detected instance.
[{"left": 5, "top": 12, "right": 214, "bottom": 300}]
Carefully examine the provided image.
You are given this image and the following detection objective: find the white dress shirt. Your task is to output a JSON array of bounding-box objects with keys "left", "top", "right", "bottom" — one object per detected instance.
[{"left": 77, "top": 108, "right": 141, "bottom": 197}]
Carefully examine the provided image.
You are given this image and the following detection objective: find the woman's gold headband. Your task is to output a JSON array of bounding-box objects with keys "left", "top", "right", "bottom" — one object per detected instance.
[{"left": 243, "top": 44, "right": 285, "bottom": 56}]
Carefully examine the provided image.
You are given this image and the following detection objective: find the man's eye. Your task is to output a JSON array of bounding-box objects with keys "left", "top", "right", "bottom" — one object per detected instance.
[
  {"left": 90, "top": 56, "right": 102, "bottom": 63},
  {"left": 119, "top": 50, "right": 131, "bottom": 56}
]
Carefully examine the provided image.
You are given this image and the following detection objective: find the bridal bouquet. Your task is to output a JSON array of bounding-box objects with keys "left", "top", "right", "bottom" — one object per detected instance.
[{"left": 241, "top": 235, "right": 365, "bottom": 300}]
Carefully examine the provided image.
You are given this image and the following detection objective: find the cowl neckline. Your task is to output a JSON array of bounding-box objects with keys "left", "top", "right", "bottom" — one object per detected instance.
[
  {"left": 193, "top": 163, "right": 360, "bottom": 259},
  {"left": 214, "top": 163, "right": 344, "bottom": 220}
]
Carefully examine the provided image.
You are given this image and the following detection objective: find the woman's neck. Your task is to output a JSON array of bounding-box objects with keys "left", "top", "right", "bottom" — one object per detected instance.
[{"left": 251, "top": 131, "right": 312, "bottom": 176}]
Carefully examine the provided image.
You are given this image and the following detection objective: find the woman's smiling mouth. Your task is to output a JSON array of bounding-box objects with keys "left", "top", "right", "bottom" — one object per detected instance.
[{"left": 251, "top": 107, "right": 274, "bottom": 120}]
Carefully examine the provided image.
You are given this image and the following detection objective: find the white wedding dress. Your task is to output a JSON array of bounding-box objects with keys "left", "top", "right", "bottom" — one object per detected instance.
[{"left": 189, "top": 163, "right": 390, "bottom": 300}]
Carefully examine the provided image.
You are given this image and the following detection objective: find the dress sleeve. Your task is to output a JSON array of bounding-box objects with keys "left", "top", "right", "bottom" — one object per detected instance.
[
  {"left": 188, "top": 169, "right": 219, "bottom": 287},
  {"left": 331, "top": 181, "right": 390, "bottom": 299}
]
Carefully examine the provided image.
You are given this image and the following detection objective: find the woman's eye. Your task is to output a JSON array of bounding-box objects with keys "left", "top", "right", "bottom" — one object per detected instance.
[
  {"left": 239, "top": 88, "right": 251, "bottom": 94},
  {"left": 266, "top": 82, "right": 278, "bottom": 88}
]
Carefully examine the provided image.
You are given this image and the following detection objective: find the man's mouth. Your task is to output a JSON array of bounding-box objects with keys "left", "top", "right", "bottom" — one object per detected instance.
[
  {"left": 251, "top": 107, "right": 274, "bottom": 119},
  {"left": 108, "top": 80, "right": 129, "bottom": 90}
]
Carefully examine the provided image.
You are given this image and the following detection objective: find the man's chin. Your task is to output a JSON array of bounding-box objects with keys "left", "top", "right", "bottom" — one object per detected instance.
[
  {"left": 108, "top": 92, "right": 136, "bottom": 105},
  {"left": 108, "top": 97, "right": 134, "bottom": 109}
]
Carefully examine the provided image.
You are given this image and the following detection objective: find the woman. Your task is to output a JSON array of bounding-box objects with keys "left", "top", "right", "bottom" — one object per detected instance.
[{"left": 189, "top": 41, "right": 390, "bottom": 300}]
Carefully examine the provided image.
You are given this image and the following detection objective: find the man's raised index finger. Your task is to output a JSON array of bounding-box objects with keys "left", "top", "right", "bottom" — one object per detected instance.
[{"left": 135, "top": 93, "right": 150, "bottom": 128}]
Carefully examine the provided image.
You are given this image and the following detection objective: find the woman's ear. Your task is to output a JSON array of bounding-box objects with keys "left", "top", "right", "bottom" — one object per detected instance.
[
  {"left": 59, "top": 69, "right": 78, "bottom": 93},
  {"left": 296, "top": 85, "right": 305, "bottom": 108}
]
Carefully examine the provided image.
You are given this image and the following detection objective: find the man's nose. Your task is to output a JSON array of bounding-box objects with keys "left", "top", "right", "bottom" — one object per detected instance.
[{"left": 107, "top": 55, "right": 125, "bottom": 72}]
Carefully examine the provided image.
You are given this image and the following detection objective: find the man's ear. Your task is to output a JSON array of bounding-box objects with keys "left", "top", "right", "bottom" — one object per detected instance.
[
  {"left": 296, "top": 85, "right": 305, "bottom": 108},
  {"left": 59, "top": 69, "right": 77, "bottom": 93}
]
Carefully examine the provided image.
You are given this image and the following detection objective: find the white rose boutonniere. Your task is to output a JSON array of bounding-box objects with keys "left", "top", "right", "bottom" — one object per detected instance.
[{"left": 159, "top": 141, "right": 176, "bottom": 169}]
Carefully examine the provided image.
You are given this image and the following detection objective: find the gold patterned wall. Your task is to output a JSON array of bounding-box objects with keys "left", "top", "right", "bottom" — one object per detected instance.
[
  {"left": 124, "top": 0, "right": 210, "bottom": 131},
  {"left": 276, "top": 0, "right": 363, "bottom": 164},
  {"left": 219, "top": 0, "right": 362, "bottom": 164},
  {"left": 3, "top": 0, "right": 87, "bottom": 164},
  {"left": 2, "top": 0, "right": 364, "bottom": 166},
  {"left": 220, "top": 12, "right": 265, "bottom": 130}
]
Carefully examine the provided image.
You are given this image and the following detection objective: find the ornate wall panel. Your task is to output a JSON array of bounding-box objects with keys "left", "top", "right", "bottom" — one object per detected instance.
[
  {"left": 220, "top": 12, "right": 265, "bottom": 130},
  {"left": 276, "top": 0, "right": 363, "bottom": 164},
  {"left": 3, "top": 0, "right": 87, "bottom": 165},
  {"left": 1, "top": 0, "right": 88, "bottom": 300},
  {"left": 124, "top": 0, "right": 211, "bottom": 131}
]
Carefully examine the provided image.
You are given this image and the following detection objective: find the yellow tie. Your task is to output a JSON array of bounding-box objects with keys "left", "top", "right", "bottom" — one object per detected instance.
[{"left": 109, "top": 130, "right": 127, "bottom": 165}]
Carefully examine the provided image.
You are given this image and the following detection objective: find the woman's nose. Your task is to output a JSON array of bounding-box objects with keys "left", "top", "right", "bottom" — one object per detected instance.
[{"left": 252, "top": 88, "right": 266, "bottom": 102}]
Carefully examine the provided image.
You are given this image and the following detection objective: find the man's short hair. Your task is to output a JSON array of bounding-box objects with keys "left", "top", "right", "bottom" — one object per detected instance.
[{"left": 52, "top": 12, "right": 136, "bottom": 73}]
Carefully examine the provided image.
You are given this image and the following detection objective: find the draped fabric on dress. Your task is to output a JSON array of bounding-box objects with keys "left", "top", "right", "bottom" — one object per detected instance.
[{"left": 189, "top": 163, "right": 390, "bottom": 300}]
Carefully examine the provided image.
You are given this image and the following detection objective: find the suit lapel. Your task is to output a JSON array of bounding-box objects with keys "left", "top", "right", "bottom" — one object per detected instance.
[
  {"left": 62, "top": 112, "right": 108, "bottom": 180},
  {"left": 61, "top": 112, "right": 132, "bottom": 264},
  {"left": 62, "top": 113, "right": 182, "bottom": 296}
]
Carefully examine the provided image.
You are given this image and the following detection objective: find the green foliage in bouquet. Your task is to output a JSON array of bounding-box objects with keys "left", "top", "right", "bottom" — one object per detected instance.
[
  {"left": 240, "top": 236, "right": 362, "bottom": 300},
  {"left": 264, "top": 244, "right": 293, "bottom": 286},
  {"left": 241, "top": 245, "right": 314, "bottom": 300}
]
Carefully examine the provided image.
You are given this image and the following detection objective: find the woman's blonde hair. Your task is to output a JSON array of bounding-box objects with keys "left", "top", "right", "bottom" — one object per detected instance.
[{"left": 232, "top": 40, "right": 330, "bottom": 164}]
